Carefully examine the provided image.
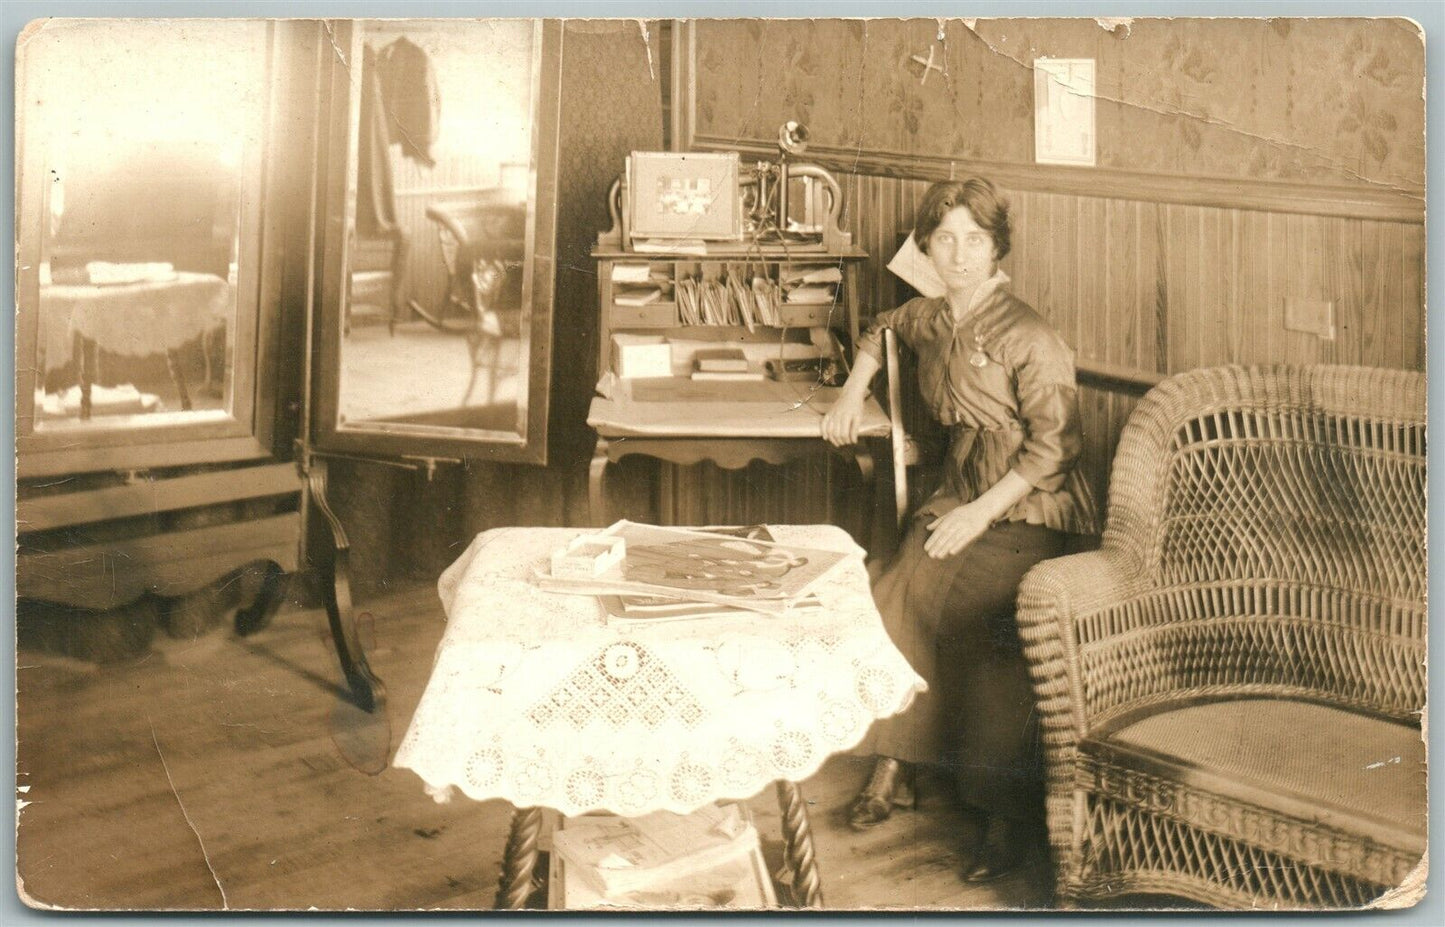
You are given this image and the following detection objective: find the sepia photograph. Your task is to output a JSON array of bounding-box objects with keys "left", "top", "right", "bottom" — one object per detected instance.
[{"left": 9, "top": 2, "right": 1434, "bottom": 915}]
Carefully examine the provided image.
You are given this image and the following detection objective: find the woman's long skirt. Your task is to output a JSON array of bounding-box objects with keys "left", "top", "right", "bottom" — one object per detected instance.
[{"left": 856, "top": 518, "right": 1067, "bottom": 823}]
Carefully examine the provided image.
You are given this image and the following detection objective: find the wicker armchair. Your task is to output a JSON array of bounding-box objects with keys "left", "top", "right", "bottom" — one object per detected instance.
[{"left": 1016, "top": 365, "right": 1426, "bottom": 909}]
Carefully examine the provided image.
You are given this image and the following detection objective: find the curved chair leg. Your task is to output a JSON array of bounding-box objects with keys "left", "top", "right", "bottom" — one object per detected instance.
[
  {"left": 775, "top": 779, "right": 824, "bottom": 908},
  {"left": 495, "top": 806, "right": 544, "bottom": 909},
  {"left": 307, "top": 456, "right": 385, "bottom": 714}
]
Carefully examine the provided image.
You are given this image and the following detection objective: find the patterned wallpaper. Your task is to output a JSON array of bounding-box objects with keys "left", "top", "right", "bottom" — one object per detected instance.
[
  {"left": 552, "top": 19, "right": 667, "bottom": 462},
  {"left": 693, "top": 18, "right": 1424, "bottom": 190}
]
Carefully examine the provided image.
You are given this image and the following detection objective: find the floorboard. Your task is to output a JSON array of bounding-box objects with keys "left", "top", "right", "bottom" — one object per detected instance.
[{"left": 17, "top": 582, "right": 1054, "bottom": 912}]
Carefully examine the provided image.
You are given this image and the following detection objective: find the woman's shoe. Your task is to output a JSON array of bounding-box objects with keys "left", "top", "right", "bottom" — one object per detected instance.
[
  {"left": 847, "top": 757, "right": 916, "bottom": 831},
  {"left": 960, "top": 815, "right": 1029, "bottom": 883}
]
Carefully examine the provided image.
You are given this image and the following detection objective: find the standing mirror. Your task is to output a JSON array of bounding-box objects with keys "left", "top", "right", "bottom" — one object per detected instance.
[{"left": 311, "top": 18, "right": 562, "bottom": 466}]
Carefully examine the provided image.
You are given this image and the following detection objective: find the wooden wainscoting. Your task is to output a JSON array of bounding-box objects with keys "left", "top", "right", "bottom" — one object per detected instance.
[{"left": 652, "top": 172, "right": 1423, "bottom": 539}]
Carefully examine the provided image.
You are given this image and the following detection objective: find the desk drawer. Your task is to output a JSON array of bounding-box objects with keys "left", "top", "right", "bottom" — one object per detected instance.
[
  {"left": 609, "top": 303, "right": 678, "bottom": 328},
  {"left": 777, "top": 304, "right": 837, "bottom": 328}
]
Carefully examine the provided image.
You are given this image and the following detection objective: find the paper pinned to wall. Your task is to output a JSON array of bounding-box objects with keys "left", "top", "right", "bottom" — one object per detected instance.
[{"left": 1034, "top": 58, "right": 1097, "bottom": 167}]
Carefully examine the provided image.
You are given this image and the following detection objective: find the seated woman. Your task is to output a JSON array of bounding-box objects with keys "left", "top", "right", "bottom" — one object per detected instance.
[{"left": 821, "top": 177, "right": 1098, "bottom": 881}]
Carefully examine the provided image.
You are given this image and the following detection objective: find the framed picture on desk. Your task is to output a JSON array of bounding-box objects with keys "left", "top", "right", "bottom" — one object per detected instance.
[{"left": 628, "top": 151, "right": 741, "bottom": 241}]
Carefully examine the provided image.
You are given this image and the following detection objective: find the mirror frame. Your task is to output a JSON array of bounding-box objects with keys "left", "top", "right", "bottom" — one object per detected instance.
[
  {"left": 13, "top": 20, "right": 296, "bottom": 480},
  {"left": 309, "top": 19, "right": 562, "bottom": 466}
]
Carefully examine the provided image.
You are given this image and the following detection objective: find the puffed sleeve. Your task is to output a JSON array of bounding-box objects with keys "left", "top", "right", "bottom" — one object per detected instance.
[
  {"left": 1009, "top": 325, "right": 1085, "bottom": 490},
  {"left": 854, "top": 298, "right": 928, "bottom": 363}
]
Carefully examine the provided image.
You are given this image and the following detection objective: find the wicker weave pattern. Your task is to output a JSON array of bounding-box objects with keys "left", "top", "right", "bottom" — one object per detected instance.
[{"left": 1015, "top": 365, "right": 1426, "bottom": 909}]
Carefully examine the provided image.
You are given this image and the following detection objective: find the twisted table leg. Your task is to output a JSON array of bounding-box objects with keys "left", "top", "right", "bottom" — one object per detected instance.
[
  {"left": 495, "top": 806, "right": 544, "bottom": 910},
  {"left": 775, "top": 780, "right": 824, "bottom": 907}
]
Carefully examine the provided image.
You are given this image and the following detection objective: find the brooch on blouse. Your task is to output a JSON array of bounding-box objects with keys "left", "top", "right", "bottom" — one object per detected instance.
[{"left": 968, "top": 330, "right": 990, "bottom": 368}]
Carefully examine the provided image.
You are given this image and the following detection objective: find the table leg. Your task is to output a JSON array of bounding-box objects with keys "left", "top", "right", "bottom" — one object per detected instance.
[
  {"left": 851, "top": 441, "right": 876, "bottom": 554},
  {"left": 495, "top": 806, "right": 544, "bottom": 910},
  {"left": 774, "top": 779, "right": 824, "bottom": 908},
  {"left": 166, "top": 347, "right": 194, "bottom": 411},
  {"left": 588, "top": 436, "right": 610, "bottom": 527},
  {"left": 76, "top": 331, "right": 92, "bottom": 420}
]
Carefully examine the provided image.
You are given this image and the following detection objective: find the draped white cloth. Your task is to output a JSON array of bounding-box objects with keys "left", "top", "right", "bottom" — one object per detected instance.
[
  {"left": 393, "top": 525, "right": 926, "bottom": 818},
  {"left": 40, "top": 272, "right": 231, "bottom": 365}
]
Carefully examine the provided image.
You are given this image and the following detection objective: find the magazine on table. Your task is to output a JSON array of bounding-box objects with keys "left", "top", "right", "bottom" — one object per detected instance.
[{"left": 533, "top": 520, "right": 849, "bottom": 616}]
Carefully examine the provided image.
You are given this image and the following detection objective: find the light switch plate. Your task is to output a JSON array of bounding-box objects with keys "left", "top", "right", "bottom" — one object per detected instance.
[{"left": 1284, "top": 298, "right": 1335, "bottom": 340}]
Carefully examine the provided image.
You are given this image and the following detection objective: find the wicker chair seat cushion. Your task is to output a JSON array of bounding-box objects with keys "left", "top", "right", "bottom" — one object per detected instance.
[{"left": 1083, "top": 698, "right": 1425, "bottom": 855}]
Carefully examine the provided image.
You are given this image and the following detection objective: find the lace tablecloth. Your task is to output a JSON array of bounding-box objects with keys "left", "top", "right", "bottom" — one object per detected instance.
[
  {"left": 393, "top": 525, "right": 926, "bottom": 818},
  {"left": 40, "top": 272, "right": 232, "bottom": 365}
]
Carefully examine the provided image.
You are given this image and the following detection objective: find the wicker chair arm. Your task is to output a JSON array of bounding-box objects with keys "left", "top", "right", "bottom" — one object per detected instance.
[
  {"left": 1018, "top": 547, "right": 1151, "bottom": 740},
  {"left": 1017, "top": 546, "right": 1151, "bottom": 884}
]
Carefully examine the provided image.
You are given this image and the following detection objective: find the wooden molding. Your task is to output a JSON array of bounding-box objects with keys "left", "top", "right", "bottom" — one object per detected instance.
[
  {"left": 689, "top": 134, "right": 1424, "bottom": 225},
  {"left": 674, "top": 22, "right": 1423, "bottom": 225},
  {"left": 1077, "top": 360, "right": 1167, "bottom": 395}
]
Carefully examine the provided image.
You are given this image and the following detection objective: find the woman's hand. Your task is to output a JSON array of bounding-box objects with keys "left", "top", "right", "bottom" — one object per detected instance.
[
  {"left": 821, "top": 393, "right": 867, "bottom": 446},
  {"left": 820, "top": 350, "right": 881, "bottom": 446},
  {"left": 923, "top": 501, "right": 993, "bottom": 559}
]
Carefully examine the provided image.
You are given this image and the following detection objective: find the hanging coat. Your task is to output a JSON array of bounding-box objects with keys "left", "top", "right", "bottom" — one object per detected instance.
[{"left": 375, "top": 36, "right": 441, "bottom": 168}]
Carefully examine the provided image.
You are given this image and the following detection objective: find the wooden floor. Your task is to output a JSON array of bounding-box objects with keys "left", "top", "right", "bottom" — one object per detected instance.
[{"left": 16, "top": 582, "right": 1056, "bottom": 912}]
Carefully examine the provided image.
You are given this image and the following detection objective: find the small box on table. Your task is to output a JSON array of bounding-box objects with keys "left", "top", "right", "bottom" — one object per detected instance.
[
  {"left": 610, "top": 334, "right": 673, "bottom": 379},
  {"left": 550, "top": 534, "right": 626, "bottom": 580}
]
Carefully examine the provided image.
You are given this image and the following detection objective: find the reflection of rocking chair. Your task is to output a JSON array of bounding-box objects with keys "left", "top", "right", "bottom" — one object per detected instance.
[
  {"left": 460, "top": 261, "right": 522, "bottom": 406},
  {"left": 410, "top": 198, "right": 526, "bottom": 405}
]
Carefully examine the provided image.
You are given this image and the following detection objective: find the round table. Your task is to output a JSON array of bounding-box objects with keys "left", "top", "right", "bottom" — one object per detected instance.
[
  {"left": 39, "top": 272, "right": 232, "bottom": 419},
  {"left": 393, "top": 524, "right": 926, "bottom": 908}
]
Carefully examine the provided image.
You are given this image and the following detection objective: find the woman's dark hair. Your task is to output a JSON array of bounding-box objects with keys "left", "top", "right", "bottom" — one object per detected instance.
[{"left": 912, "top": 178, "right": 1011, "bottom": 261}]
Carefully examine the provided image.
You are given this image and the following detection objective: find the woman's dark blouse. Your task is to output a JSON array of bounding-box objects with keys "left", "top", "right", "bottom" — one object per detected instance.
[{"left": 856, "top": 280, "right": 1099, "bottom": 535}]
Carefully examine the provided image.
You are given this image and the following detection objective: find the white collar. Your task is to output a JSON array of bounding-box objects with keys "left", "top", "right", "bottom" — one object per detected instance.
[
  {"left": 950, "top": 268, "right": 1010, "bottom": 320},
  {"left": 969, "top": 268, "right": 1010, "bottom": 311}
]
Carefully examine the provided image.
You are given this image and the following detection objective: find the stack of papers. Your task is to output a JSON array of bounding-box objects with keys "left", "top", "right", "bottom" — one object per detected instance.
[
  {"left": 534, "top": 521, "right": 845, "bottom": 620},
  {"left": 549, "top": 803, "right": 774, "bottom": 908},
  {"left": 782, "top": 265, "right": 841, "bottom": 304},
  {"left": 543, "top": 802, "right": 768, "bottom": 901},
  {"left": 601, "top": 592, "right": 822, "bottom": 626},
  {"left": 612, "top": 263, "right": 672, "bottom": 306}
]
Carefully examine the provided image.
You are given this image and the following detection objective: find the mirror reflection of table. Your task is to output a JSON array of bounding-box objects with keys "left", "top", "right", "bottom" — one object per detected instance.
[
  {"left": 392, "top": 525, "right": 926, "bottom": 909},
  {"left": 38, "top": 271, "right": 232, "bottom": 421}
]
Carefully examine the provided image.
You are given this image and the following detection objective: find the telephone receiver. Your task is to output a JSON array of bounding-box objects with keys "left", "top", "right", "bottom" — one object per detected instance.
[{"left": 738, "top": 122, "right": 845, "bottom": 244}]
